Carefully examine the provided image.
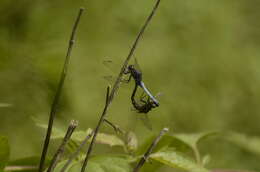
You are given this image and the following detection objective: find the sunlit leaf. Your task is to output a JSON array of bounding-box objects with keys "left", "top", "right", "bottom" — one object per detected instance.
[
  {"left": 125, "top": 131, "right": 138, "bottom": 153},
  {"left": 36, "top": 125, "right": 125, "bottom": 148},
  {"left": 0, "top": 136, "right": 9, "bottom": 171},
  {"left": 71, "top": 129, "right": 125, "bottom": 147},
  {"left": 225, "top": 132, "right": 260, "bottom": 156},
  {"left": 150, "top": 148, "right": 209, "bottom": 172}
]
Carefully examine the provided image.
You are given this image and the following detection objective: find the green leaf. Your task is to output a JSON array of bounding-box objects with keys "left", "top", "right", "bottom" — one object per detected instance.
[
  {"left": 173, "top": 131, "right": 218, "bottom": 149},
  {"left": 72, "top": 129, "right": 125, "bottom": 147},
  {"left": 225, "top": 132, "right": 260, "bottom": 155},
  {"left": 47, "top": 160, "right": 76, "bottom": 172},
  {"left": 51, "top": 155, "right": 131, "bottom": 172},
  {"left": 0, "top": 136, "right": 9, "bottom": 171},
  {"left": 125, "top": 131, "right": 138, "bottom": 153},
  {"left": 150, "top": 148, "right": 209, "bottom": 172},
  {"left": 36, "top": 124, "right": 124, "bottom": 147},
  {"left": 50, "top": 160, "right": 104, "bottom": 172},
  {"left": 90, "top": 155, "right": 131, "bottom": 172},
  {"left": 137, "top": 134, "right": 191, "bottom": 156}
]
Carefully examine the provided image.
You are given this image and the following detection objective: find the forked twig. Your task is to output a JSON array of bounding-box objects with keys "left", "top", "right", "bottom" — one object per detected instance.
[
  {"left": 47, "top": 120, "right": 78, "bottom": 172},
  {"left": 108, "top": 0, "right": 162, "bottom": 104},
  {"left": 133, "top": 128, "right": 169, "bottom": 172},
  {"left": 80, "top": 86, "right": 111, "bottom": 172},
  {"left": 38, "top": 8, "right": 85, "bottom": 172}
]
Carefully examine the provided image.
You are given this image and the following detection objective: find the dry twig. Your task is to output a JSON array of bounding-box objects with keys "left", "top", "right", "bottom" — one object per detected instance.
[{"left": 38, "top": 8, "right": 85, "bottom": 172}]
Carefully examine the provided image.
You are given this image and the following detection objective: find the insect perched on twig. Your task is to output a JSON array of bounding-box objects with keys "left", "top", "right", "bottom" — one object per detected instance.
[{"left": 124, "top": 58, "right": 159, "bottom": 107}]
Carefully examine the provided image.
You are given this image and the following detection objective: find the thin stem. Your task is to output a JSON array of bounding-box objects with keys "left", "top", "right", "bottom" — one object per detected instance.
[
  {"left": 60, "top": 131, "right": 94, "bottom": 172},
  {"left": 47, "top": 120, "right": 78, "bottom": 172},
  {"left": 80, "top": 86, "right": 110, "bottom": 172},
  {"left": 108, "top": 0, "right": 162, "bottom": 104},
  {"left": 104, "top": 118, "right": 126, "bottom": 135},
  {"left": 38, "top": 8, "right": 85, "bottom": 172},
  {"left": 133, "top": 128, "right": 169, "bottom": 172}
]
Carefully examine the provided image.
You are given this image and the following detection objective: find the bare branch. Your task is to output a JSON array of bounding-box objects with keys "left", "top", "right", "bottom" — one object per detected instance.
[
  {"left": 47, "top": 120, "right": 78, "bottom": 172},
  {"left": 38, "top": 8, "right": 85, "bottom": 172},
  {"left": 133, "top": 128, "right": 169, "bottom": 172}
]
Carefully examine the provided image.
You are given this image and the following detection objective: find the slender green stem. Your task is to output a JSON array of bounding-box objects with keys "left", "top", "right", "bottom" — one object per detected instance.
[
  {"left": 47, "top": 120, "right": 78, "bottom": 172},
  {"left": 104, "top": 118, "right": 126, "bottom": 135},
  {"left": 38, "top": 8, "right": 85, "bottom": 172},
  {"left": 133, "top": 128, "right": 168, "bottom": 172}
]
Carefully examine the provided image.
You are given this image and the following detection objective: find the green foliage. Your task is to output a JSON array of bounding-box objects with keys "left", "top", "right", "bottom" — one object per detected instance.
[
  {"left": 49, "top": 155, "right": 132, "bottom": 172},
  {"left": 173, "top": 131, "right": 218, "bottom": 149},
  {"left": 36, "top": 124, "right": 125, "bottom": 148},
  {"left": 0, "top": 136, "right": 9, "bottom": 171},
  {"left": 150, "top": 148, "right": 209, "bottom": 172}
]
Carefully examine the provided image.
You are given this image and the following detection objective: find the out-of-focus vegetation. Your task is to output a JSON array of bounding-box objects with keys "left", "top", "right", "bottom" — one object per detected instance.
[{"left": 1, "top": 0, "right": 260, "bottom": 171}]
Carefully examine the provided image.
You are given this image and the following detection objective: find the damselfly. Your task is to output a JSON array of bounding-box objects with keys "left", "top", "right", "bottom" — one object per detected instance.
[{"left": 103, "top": 58, "right": 159, "bottom": 110}]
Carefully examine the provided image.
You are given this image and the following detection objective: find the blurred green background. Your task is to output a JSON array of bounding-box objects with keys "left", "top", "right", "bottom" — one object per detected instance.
[{"left": 1, "top": 0, "right": 260, "bottom": 171}]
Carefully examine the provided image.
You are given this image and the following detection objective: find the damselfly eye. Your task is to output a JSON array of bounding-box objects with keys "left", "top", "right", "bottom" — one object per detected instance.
[{"left": 128, "top": 65, "right": 134, "bottom": 70}]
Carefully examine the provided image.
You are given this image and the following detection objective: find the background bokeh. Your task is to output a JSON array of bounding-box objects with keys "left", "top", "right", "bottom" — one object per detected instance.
[{"left": 1, "top": 0, "right": 260, "bottom": 171}]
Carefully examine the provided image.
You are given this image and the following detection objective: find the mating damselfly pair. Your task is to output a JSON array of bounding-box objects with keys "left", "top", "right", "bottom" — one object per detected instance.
[{"left": 103, "top": 58, "right": 160, "bottom": 129}]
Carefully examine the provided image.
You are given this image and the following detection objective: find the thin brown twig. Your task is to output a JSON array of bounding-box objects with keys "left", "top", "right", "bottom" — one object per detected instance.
[
  {"left": 80, "top": 86, "right": 110, "bottom": 172},
  {"left": 133, "top": 128, "right": 169, "bottom": 172},
  {"left": 38, "top": 8, "right": 85, "bottom": 172},
  {"left": 104, "top": 118, "right": 126, "bottom": 135},
  {"left": 108, "top": 0, "right": 162, "bottom": 104},
  {"left": 47, "top": 120, "right": 78, "bottom": 172}
]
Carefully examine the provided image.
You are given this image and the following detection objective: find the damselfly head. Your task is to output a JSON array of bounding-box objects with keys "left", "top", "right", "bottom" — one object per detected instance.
[{"left": 128, "top": 65, "right": 135, "bottom": 71}]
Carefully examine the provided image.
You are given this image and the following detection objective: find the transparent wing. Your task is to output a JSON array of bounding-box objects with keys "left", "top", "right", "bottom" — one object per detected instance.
[
  {"left": 102, "top": 58, "right": 121, "bottom": 83},
  {"left": 133, "top": 56, "right": 142, "bottom": 73},
  {"left": 155, "top": 92, "right": 163, "bottom": 98},
  {"left": 139, "top": 114, "right": 153, "bottom": 130}
]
